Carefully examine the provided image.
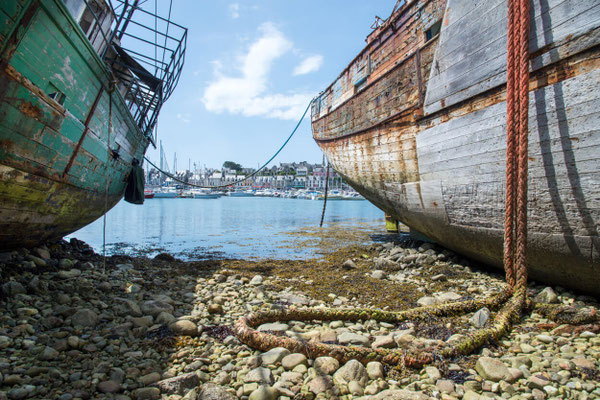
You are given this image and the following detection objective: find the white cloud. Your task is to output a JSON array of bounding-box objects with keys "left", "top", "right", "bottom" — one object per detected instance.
[
  {"left": 177, "top": 113, "right": 191, "bottom": 124},
  {"left": 229, "top": 3, "right": 240, "bottom": 19},
  {"left": 202, "top": 23, "right": 313, "bottom": 120},
  {"left": 293, "top": 55, "right": 323, "bottom": 76}
]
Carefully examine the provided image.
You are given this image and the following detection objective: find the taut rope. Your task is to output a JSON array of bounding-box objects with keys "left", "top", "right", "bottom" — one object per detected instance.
[{"left": 102, "top": 82, "right": 115, "bottom": 275}]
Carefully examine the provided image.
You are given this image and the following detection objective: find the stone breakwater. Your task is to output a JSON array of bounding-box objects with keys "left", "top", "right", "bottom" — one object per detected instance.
[{"left": 0, "top": 238, "right": 598, "bottom": 400}]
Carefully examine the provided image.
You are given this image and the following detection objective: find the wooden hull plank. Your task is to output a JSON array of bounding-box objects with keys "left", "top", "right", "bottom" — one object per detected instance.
[{"left": 425, "top": 0, "right": 600, "bottom": 114}]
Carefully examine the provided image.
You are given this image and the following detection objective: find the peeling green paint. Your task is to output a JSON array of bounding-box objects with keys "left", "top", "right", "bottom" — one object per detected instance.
[{"left": 0, "top": 0, "right": 150, "bottom": 249}]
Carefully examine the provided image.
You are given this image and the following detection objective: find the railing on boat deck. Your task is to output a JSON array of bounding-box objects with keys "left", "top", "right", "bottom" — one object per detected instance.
[
  {"left": 107, "top": 0, "right": 187, "bottom": 139},
  {"left": 72, "top": 0, "right": 187, "bottom": 140}
]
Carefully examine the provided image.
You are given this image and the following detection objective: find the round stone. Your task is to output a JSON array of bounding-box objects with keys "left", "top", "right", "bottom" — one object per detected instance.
[
  {"left": 366, "top": 361, "right": 384, "bottom": 380},
  {"left": 348, "top": 380, "right": 364, "bottom": 395},
  {"left": 133, "top": 387, "right": 160, "bottom": 400},
  {"left": 244, "top": 367, "right": 274, "bottom": 385},
  {"left": 371, "top": 270, "right": 386, "bottom": 279},
  {"left": 70, "top": 308, "right": 98, "bottom": 327},
  {"left": 338, "top": 331, "right": 369, "bottom": 346},
  {"left": 169, "top": 320, "right": 198, "bottom": 336},
  {"left": 470, "top": 307, "right": 490, "bottom": 328},
  {"left": 281, "top": 353, "right": 308, "bottom": 370},
  {"left": 314, "top": 357, "right": 340, "bottom": 375},
  {"left": 534, "top": 287, "right": 559, "bottom": 304},
  {"left": 156, "top": 311, "right": 176, "bottom": 324},
  {"left": 2, "top": 281, "right": 26, "bottom": 296},
  {"left": 475, "top": 357, "right": 510, "bottom": 382},
  {"left": 333, "top": 359, "right": 368, "bottom": 387},
  {"left": 0, "top": 336, "right": 12, "bottom": 349},
  {"left": 259, "top": 347, "right": 290, "bottom": 365},
  {"left": 207, "top": 304, "right": 223, "bottom": 314},
  {"left": 97, "top": 380, "right": 121, "bottom": 393},
  {"left": 307, "top": 376, "right": 333, "bottom": 395},
  {"left": 248, "top": 386, "right": 278, "bottom": 400},
  {"left": 39, "top": 346, "right": 59, "bottom": 361},
  {"left": 417, "top": 296, "right": 437, "bottom": 306},
  {"left": 536, "top": 334, "right": 553, "bottom": 344},
  {"left": 257, "top": 322, "right": 289, "bottom": 333},
  {"left": 140, "top": 300, "right": 174, "bottom": 317}
]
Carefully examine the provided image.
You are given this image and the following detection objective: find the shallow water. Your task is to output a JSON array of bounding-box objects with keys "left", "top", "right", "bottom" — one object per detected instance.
[{"left": 69, "top": 197, "right": 385, "bottom": 260}]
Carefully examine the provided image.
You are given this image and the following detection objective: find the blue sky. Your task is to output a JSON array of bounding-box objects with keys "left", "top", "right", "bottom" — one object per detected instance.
[{"left": 143, "top": 1, "right": 394, "bottom": 171}]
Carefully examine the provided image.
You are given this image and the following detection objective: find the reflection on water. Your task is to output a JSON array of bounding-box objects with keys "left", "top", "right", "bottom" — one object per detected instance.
[{"left": 69, "top": 197, "right": 384, "bottom": 260}]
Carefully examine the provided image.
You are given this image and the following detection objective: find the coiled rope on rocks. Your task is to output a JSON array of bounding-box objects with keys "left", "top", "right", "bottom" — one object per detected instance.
[{"left": 232, "top": 0, "right": 598, "bottom": 370}]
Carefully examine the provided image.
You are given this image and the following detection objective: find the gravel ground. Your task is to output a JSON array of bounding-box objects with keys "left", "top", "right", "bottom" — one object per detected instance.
[{"left": 0, "top": 237, "right": 598, "bottom": 400}]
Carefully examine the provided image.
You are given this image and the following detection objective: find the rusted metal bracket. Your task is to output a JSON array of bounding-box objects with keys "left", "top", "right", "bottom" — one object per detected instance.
[
  {"left": 371, "top": 16, "right": 385, "bottom": 30},
  {"left": 63, "top": 86, "right": 105, "bottom": 177}
]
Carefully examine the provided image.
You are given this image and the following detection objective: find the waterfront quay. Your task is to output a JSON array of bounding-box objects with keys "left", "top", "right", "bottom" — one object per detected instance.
[{"left": 146, "top": 162, "right": 349, "bottom": 193}]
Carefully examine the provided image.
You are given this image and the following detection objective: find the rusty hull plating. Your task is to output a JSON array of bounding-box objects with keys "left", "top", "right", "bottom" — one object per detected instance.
[{"left": 311, "top": 0, "right": 600, "bottom": 295}]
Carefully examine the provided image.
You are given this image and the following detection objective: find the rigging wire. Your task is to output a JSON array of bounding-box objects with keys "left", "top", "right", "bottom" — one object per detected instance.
[
  {"left": 159, "top": 0, "right": 173, "bottom": 80},
  {"left": 154, "top": 0, "right": 157, "bottom": 76},
  {"left": 144, "top": 98, "right": 313, "bottom": 189}
]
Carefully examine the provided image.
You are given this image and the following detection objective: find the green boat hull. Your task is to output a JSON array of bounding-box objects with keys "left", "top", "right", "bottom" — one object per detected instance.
[{"left": 0, "top": 0, "right": 149, "bottom": 249}]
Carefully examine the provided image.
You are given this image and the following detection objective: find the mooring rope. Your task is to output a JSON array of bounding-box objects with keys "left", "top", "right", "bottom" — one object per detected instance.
[
  {"left": 102, "top": 84, "right": 114, "bottom": 274},
  {"left": 504, "top": 0, "right": 517, "bottom": 291},
  {"left": 144, "top": 99, "right": 313, "bottom": 189},
  {"left": 232, "top": 0, "right": 598, "bottom": 370}
]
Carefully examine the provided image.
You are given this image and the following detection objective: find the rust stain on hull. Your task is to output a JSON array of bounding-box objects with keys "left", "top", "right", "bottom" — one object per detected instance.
[
  {"left": 19, "top": 101, "right": 43, "bottom": 119},
  {"left": 311, "top": 0, "right": 600, "bottom": 295}
]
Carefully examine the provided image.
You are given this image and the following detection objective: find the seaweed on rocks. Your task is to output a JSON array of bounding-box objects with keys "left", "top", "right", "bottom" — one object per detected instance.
[
  {"left": 445, "top": 369, "right": 471, "bottom": 384},
  {"left": 154, "top": 252, "right": 177, "bottom": 262},
  {"left": 413, "top": 320, "right": 454, "bottom": 341},
  {"left": 203, "top": 324, "right": 234, "bottom": 341},
  {"left": 146, "top": 324, "right": 174, "bottom": 340},
  {"left": 571, "top": 366, "right": 600, "bottom": 382}
]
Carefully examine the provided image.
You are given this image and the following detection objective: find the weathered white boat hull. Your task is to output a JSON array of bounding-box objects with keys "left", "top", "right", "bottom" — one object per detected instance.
[{"left": 312, "top": 0, "right": 600, "bottom": 295}]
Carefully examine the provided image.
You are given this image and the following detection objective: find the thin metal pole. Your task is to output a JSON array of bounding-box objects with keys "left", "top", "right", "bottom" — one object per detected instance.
[{"left": 320, "top": 163, "right": 330, "bottom": 227}]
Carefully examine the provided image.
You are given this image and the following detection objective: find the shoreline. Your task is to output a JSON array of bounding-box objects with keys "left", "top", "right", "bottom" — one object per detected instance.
[
  {"left": 67, "top": 199, "right": 383, "bottom": 262},
  {"left": 0, "top": 236, "right": 598, "bottom": 399}
]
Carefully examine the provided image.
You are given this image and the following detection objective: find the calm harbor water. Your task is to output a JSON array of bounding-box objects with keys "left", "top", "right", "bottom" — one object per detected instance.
[{"left": 69, "top": 197, "right": 385, "bottom": 260}]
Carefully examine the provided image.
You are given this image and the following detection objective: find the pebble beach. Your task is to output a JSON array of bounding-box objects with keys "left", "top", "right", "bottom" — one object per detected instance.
[{"left": 0, "top": 236, "right": 599, "bottom": 400}]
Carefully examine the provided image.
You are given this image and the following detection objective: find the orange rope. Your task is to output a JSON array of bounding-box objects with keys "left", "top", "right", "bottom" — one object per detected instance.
[
  {"left": 515, "top": 0, "right": 530, "bottom": 292},
  {"left": 504, "top": 0, "right": 517, "bottom": 291},
  {"left": 505, "top": 0, "right": 529, "bottom": 294}
]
